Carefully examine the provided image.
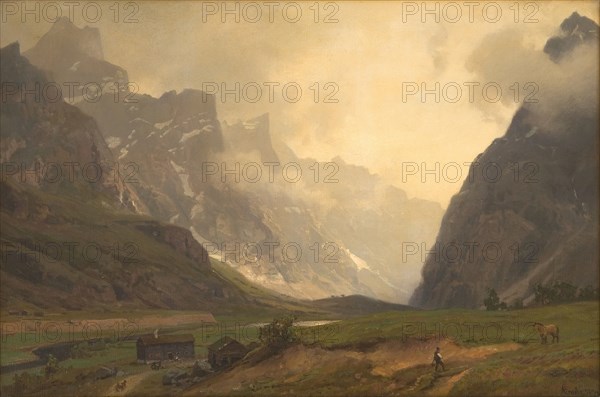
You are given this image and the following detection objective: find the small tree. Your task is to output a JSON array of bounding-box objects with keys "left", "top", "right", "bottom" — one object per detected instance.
[
  {"left": 484, "top": 288, "right": 500, "bottom": 311},
  {"left": 534, "top": 281, "right": 582, "bottom": 305},
  {"left": 258, "top": 315, "right": 297, "bottom": 348},
  {"left": 551, "top": 281, "right": 577, "bottom": 303},
  {"left": 534, "top": 283, "right": 553, "bottom": 305}
]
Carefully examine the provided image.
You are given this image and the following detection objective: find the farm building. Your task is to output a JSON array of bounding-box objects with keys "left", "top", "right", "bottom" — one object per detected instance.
[
  {"left": 136, "top": 334, "right": 195, "bottom": 363},
  {"left": 207, "top": 336, "right": 248, "bottom": 368}
]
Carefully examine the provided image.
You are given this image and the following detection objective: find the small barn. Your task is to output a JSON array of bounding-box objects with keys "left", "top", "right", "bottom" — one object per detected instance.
[
  {"left": 136, "top": 334, "right": 195, "bottom": 363},
  {"left": 207, "top": 336, "right": 248, "bottom": 368}
]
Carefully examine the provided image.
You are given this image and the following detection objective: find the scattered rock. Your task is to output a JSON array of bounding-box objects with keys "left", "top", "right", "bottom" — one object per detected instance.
[
  {"left": 94, "top": 366, "right": 117, "bottom": 380},
  {"left": 162, "top": 370, "right": 189, "bottom": 385}
]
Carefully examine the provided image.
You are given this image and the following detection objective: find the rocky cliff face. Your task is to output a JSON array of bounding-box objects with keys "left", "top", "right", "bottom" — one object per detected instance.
[
  {"left": 0, "top": 42, "right": 254, "bottom": 311},
  {"left": 410, "top": 13, "right": 599, "bottom": 309},
  {"left": 77, "top": 86, "right": 225, "bottom": 222},
  {"left": 0, "top": 42, "right": 142, "bottom": 212}
]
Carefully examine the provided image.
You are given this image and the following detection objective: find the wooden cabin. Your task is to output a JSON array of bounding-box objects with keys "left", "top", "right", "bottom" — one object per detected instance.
[
  {"left": 207, "top": 336, "right": 248, "bottom": 368},
  {"left": 136, "top": 334, "right": 195, "bottom": 363}
]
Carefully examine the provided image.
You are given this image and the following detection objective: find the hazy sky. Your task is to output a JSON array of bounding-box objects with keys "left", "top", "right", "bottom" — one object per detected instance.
[{"left": 1, "top": 1, "right": 598, "bottom": 207}]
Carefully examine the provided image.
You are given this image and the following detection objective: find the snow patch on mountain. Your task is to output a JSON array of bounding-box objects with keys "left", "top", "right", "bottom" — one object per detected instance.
[
  {"left": 118, "top": 147, "right": 128, "bottom": 160},
  {"left": 106, "top": 136, "right": 121, "bottom": 149},
  {"left": 180, "top": 129, "right": 201, "bottom": 143},
  {"left": 170, "top": 160, "right": 194, "bottom": 197},
  {"left": 190, "top": 226, "right": 222, "bottom": 260},
  {"left": 69, "top": 61, "right": 80, "bottom": 71},
  {"left": 130, "top": 117, "right": 151, "bottom": 125},
  {"left": 243, "top": 121, "right": 258, "bottom": 130},
  {"left": 154, "top": 119, "right": 173, "bottom": 130},
  {"left": 190, "top": 204, "right": 203, "bottom": 219},
  {"left": 346, "top": 249, "right": 370, "bottom": 271}
]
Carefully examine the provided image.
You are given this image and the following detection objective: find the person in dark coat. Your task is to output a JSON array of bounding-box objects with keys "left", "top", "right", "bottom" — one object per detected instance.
[{"left": 432, "top": 346, "right": 445, "bottom": 371}]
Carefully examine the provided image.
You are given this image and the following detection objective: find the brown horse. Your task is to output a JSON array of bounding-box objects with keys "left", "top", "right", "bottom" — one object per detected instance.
[{"left": 533, "top": 322, "right": 559, "bottom": 344}]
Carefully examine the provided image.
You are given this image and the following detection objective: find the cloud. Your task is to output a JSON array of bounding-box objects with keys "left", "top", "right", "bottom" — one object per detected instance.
[
  {"left": 465, "top": 26, "right": 599, "bottom": 135},
  {"left": 2, "top": 2, "right": 598, "bottom": 207},
  {"left": 428, "top": 25, "right": 449, "bottom": 73}
]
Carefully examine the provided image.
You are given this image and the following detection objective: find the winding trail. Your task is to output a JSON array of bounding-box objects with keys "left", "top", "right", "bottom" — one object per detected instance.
[{"left": 103, "top": 371, "right": 152, "bottom": 397}]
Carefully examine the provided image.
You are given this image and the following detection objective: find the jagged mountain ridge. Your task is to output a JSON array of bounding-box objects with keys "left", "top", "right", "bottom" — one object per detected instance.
[
  {"left": 0, "top": 43, "right": 298, "bottom": 311},
  {"left": 19, "top": 18, "right": 444, "bottom": 303}
]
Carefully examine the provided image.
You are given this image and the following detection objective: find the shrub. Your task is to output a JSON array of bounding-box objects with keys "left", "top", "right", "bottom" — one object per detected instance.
[
  {"left": 533, "top": 281, "right": 596, "bottom": 305},
  {"left": 258, "top": 315, "right": 298, "bottom": 348},
  {"left": 483, "top": 288, "right": 507, "bottom": 311}
]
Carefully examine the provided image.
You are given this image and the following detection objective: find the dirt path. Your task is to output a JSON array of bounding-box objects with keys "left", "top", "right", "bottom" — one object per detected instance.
[
  {"left": 426, "top": 368, "right": 471, "bottom": 395},
  {"left": 103, "top": 371, "right": 153, "bottom": 397},
  {"left": 369, "top": 339, "right": 520, "bottom": 377}
]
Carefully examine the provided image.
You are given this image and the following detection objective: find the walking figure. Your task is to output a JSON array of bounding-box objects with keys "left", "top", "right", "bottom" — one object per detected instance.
[{"left": 432, "top": 347, "right": 445, "bottom": 371}]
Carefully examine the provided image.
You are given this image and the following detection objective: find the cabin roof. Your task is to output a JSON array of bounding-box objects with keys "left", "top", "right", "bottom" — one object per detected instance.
[
  {"left": 137, "top": 334, "right": 195, "bottom": 346},
  {"left": 207, "top": 336, "right": 246, "bottom": 352}
]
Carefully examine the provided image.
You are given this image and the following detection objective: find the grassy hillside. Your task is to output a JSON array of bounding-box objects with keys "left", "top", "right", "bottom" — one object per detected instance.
[
  {"left": 0, "top": 177, "right": 300, "bottom": 313},
  {"left": 1, "top": 178, "right": 420, "bottom": 320},
  {"left": 1, "top": 301, "right": 597, "bottom": 396},
  {"left": 187, "top": 301, "right": 599, "bottom": 397}
]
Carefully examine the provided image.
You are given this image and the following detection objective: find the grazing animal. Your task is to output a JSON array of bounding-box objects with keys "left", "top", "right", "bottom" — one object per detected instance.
[
  {"left": 533, "top": 322, "right": 559, "bottom": 344},
  {"left": 114, "top": 379, "right": 127, "bottom": 391}
]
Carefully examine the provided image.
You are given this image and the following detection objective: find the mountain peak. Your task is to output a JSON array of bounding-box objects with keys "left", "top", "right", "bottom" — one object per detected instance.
[
  {"left": 22, "top": 18, "right": 131, "bottom": 88},
  {"left": 410, "top": 12, "right": 599, "bottom": 309},
  {"left": 544, "top": 12, "right": 599, "bottom": 61},
  {"left": 560, "top": 12, "right": 599, "bottom": 36},
  {"left": 50, "top": 16, "right": 77, "bottom": 29},
  {"left": 1, "top": 41, "right": 20, "bottom": 58},
  {"left": 25, "top": 17, "right": 104, "bottom": 62}
]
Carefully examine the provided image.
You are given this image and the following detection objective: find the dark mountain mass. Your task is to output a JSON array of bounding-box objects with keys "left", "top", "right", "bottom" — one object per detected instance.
[
  {"left": 0, "top": 42, "right": 269, "bottom": 311},
  {"left": 0, "top": 42, "right": 141, "bottom": 212},
  {"left": 544, "top": 12, "right": 599, "bottom": 61},
  {"left": 410, "top": 13, "right": 599, "bottom": 309}
]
